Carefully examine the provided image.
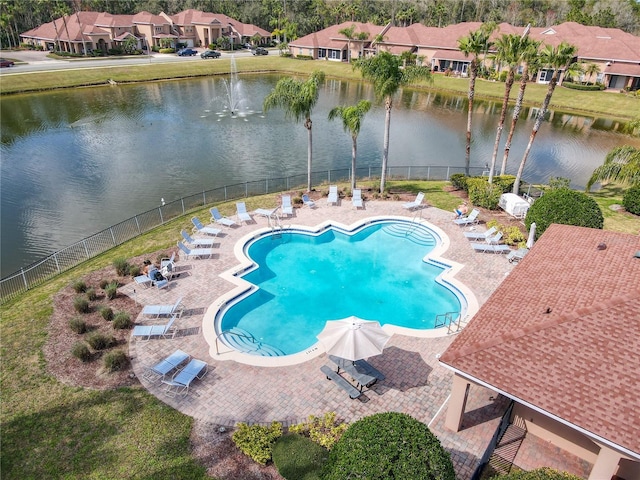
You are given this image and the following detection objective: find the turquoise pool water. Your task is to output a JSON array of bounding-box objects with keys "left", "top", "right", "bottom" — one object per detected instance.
[{"left": 219, "top": 221, "right": 462, "bottom": 355}]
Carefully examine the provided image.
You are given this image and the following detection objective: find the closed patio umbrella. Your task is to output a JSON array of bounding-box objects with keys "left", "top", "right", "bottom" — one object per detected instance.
[
  {"left": 316, "top": 316, "right": 392, "bottom": 362},
  {"left": 526, "top": 222, "right": 537, "bottom": 249}
]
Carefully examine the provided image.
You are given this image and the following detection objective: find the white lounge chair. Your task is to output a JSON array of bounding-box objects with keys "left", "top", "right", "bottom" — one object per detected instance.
[
  {"left": 162, "top": 358, "right": 208, "bottom": 397},
  {"left": 177, "top": 241, "right": 214, "bottom": 259},
  {"left": 191, "top": 217, "right": 221, "bottom": 237},
  {"left": 142, "top": 296, "right": 183, "bottom": 318},
  {"left": 327, "top": 185, "right": 338, "bottom": 206},
  {"left": 133, "top": 314, "right": 179, "bottom": 341},
  {"left": 302, "top": 194, "right": 316, "bottom": 208},
  {"left": 454, "top": 208, "right": 480, "bottom": 226},
  {"left": 210, "top": 207, "right": 236, "bottom": 227},
  {"left": 507, "top": 248, "right": 529, "bottom": 263},
  {"left": 142, "top": 349, "right": 190, "bottom": 382},
  {"left": 181, "top": 229, "right": 216, "bottom": 248},
  {"left": 470, "top": 243, "right": 511, "bottom": 254},
  {"left": 352, "top": 189, "right": 363, "bottom": 209},
  {"left": 463, "top": 226, "right": 498, "bottom": 241},
  {"left": 281, "top": 195, "right": 293, "bottom": 216},
  {"left": 484, "top": 231, "right": 503, "bottom": 245},
  {"left": 402, "top": 192, "right": 425, "bottom": 210},
  {"left": 236, "top": 202, "right": 252, "bottom": 224}
]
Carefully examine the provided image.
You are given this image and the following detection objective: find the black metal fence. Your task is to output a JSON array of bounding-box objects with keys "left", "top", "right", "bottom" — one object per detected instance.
[{"left": 1, "top": 164, "right": 537, "bottom": 302}]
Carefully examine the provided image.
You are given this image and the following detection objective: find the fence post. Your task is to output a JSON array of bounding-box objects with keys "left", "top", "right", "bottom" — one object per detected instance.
[
  {"left": 266, "top": 178, "right": 268, "bottom": 193},
  {"left": 286, "top": 176, "right": 290, "bottom": 190},
  {"left": 53, "top": 253, "right": 60, "bottom": 273},
  {"left": 446, "top": 166, "right": 450, "bottom": 179},
  {"left": 328, "top": 170, "right": 331, "bottom": 183},
  {"left": 428, "top": 166, "right": 431, "bottom": 180},
  {"left": 408, "top": 166, "right": 411, "bottom": 180},
  {"left": 181, "top": 198, "right": 185, "bottom": 214},
  {"left": 110, "top": 227, "right": 116, "bottom": 246},
  {"left": 21, "top": 268, "right": 28, "bottom": 289},
  {"left": 245, "top": 183, "right": 248, "bottom": 198},
  {"left": 159, "top": 207, "right": 164, "bottom": 224},
  {"left": 82, "top": 239, "right": 89, "bottom": 258},
  {"left": 134, "top": 216, "right": 141, "bottom": 235}
]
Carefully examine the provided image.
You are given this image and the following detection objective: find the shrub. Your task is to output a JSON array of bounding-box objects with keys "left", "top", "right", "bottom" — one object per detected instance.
[
  {"left": 73, "top": 296, "right": 90, "bottom": 314},
  {"left": 289, "top": 412, "right": 347, "bottom": 450},
  {"left": 548, "top": 176, "right": 571, "bottom": 190},
  {"left": 159, "top": 48, "right": 175, "bottom": 54},
  {"left": 103, "top": 350, "right": 129, "bottom": 372},
  {"left": 99, "top": 305, "right": 114, "bottom": 321},
  {"left": 86, "top": 332, "right": 115, "bottom": 350},
  {"left": 71, "top": 342, "right": 91, "bottom": 362},
  {"left": 450, "top": 173, "right": 467, "bottom": 191},
  {"left": 622, "top": 184, "right": 640, "bottom": 215},
  {"left": 492, "top": 467, "right": 583, "bottom": 479},
  {"left": 293, "top": 196, "right": 303, "bottom": 205},
  {"left": 71, "top": 279, "right": 87, "bottom": 293},
  {"left": 503, "top": 226, "right": 526, "bottom": 246},
  {"left": 86, "top": 287, "right": 97, "bottom": 301},
  {"left": 562, "top": 82, "right": 604, "bottom": 91},
  {"left": 105, "top": 282, "right": 118, "bottom": 300},
  {"left": 232, "top": 421, "right": 283, "bottom": 465},
  {"left": 129, "top": 265, "right": 141, "bottom": 277},
  {"left": 467, "top": 178, "right": 503, "bottom": 209},
  {"left": 323, "top": 412, "right": 455, "bottom": 480},
  {"left": 494, "top": 175, "right": 516, "bottom": 193},
  {"left": 68, "top": 317, "right": 87, "bottom": 334},
  {"left": 525, "top": 188, "right": 604, "bottom": 239},
  {"left": 113, "top": 258, "right": 130, "bottom": 276},
  {"left": 295, "top": 55, "right": 314, "bottom": 60},
  {"left": 112, "top": 312, "right": 132, "bottom": 330},
  {"left": 99, "top": 279, "right": 110, "bottom": 290},
  {"left": 272, "top": 434, "right": 328, "bottom": 480}
]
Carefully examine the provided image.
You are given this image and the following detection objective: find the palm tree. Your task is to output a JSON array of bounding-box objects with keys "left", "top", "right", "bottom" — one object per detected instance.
[
  {"left": 263, "top": 70, "right": 326, "bottom": 193},
  {"left": 458, "top": 27, "right": 493, "bottom": 174},
  {"left": 355, "top": 31, "right": 369, "bottom": 59},
  {"left": 583, "top": 62, "right": 600, "bottom": 85},
  {"left": 513, "top": 42, "right": 578, "bottom": 195},
  {"left": 354, "top": 52, "right": 432, "bottom": 193},
  {"left": 338, "top": 24, "right": 356, "bottom": 63},
  {"left": 328, "top": 100, "right": 372, "bottom": 191},
  {"left": 586, "top": 146, "right": 640, "bottom": 191},
  {"left": 500, "top": 37, "right": 540, "bottom": 176}
]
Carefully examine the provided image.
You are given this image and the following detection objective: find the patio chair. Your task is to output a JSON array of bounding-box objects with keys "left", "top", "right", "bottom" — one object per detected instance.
[
  {"left": 352, "top": 189, "right": 363, "bottom": 209},
  {"left": 177, "top": 241, "right": 214, "bottom": 260},
  {"left": 210, "top": 207, "right": 237, "bottom": 227},
  {"left": 484, "top": 231, "right": 503, "bottom": 245},
  {"left": 327, "top": 185, "right": 338, "bottom": 206},
  {"left": 162, "top": 358, "right": 208, "bottom": 397},
  {"left": 454, "top": 208, "right": 480, "bottom": 226},
  {"left": 147, "top": 266, "right": 169, "bottom": 289},
  {"left": 142, "top": 349, "right": 190, "bottom": 383},
  {"left": 142, "top": 296, "right": 183, "bottom": 318},
  {"left": 191, "top": 217, "right": 221, "bottom": 237},
  {"left": 281, "top": 195, "right": 294, "bottom": 217},
  {"left": 463, "top": 226, "right": 498, "bottom": 241},
  {"left": 402, "top": 192, "right": 425, "bottom": 210},
  {"left": 302, "top": 194, "right": 316, "bottom": 208},
  {"left": 470, "top": 243, "right": 511, "bottom": 254},
  {"left": 181, "top": 229, "right": 216, "bottom": 248},
  {"left": 236, "top": 202, "right": 253, "bottom": 224},
  {"left": 132, "top": 314, "right": 179, "bottom": 341},
  {"left": 507, "top": 248, "right": 529, "bottom": 263}
]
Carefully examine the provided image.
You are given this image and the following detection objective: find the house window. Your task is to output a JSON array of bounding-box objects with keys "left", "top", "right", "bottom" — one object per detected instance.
[
  {"left": 319, "top": 48, "right": 326, "bottom": 58},
  {"left": 154, "top": 26, "right": 163, "bottom": 34},
  {"left": 328, "top": 49, "right": 340, "bottom": 60},
  {"left": 596, "top": 72, "right": 604, "bottom": 83}
]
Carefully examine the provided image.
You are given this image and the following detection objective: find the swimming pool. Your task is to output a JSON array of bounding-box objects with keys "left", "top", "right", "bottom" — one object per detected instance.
[{"left": 208, "top": 218, "right": 469, "bottom": 363}]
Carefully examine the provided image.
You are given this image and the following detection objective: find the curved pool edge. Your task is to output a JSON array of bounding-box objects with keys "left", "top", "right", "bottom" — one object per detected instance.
[{"left": 201, "top": 215, "right": 479, "bottom": 367}]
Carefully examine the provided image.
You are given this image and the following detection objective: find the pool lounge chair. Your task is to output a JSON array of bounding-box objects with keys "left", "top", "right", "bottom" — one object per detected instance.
[
  {"left": 402, "top": 192, "right": 425, "bottom": 210},
  {"left": 142, "top": 296, "right": 183, "bottom": 318},
  {"left": 132, "top": 314, "right": 179, "bottom": 341},
  {"left": 210, "top": 207, "right": 237, "bottom": 227},
  {"left": 327, "top": 185, "right": 338, "bottom": 206},
  {"left": 191, "top": 217, "right": 221, "bottom": 237},
  {"left": 507, "top": 248, "right": 529, "bottom": 263},
  {"left": 302, "top": 194, "right": 316, "bottom": 208},
  {"left": 281, "top": 195, "right": 293, "bottom": 217},
  {"left": 236, "top": 202, "right": 253, "bottom": 224},
  {"left": 352, "top": 189, "right": 363, "bottom": 209},
  {"left": 470, "top": 242, "right": 511, "bottom": 254},
  {"left": 463, "top": 226, "right": 497, "bottom": 241},
  {"left": 177, "top": 241, "right": 214, "bottom": 260},
  {"left": 181, "top": 229, "right": 216, "bottom": 248},
  {"left": 454, "top": 208, "right": 480, "bottom": 226},
  {"left": 142, "top": 349, "right": 190, "bottom": 383},
  {"left": 162, "top": 358, "right": 208, "bottom": 397},
  {"left": 484, "top": 231, "right": 503, "bottom": 245}
]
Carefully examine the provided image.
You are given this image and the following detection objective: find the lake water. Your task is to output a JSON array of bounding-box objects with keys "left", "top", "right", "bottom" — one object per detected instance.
[{"left": 1, "top": 73, "right": 638, "bottom": 278}]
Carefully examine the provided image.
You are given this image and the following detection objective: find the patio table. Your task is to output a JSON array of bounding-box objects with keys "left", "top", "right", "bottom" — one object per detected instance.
[
  {"left": 254, "top": 208, "right": 278, "bottom": 218},
  {"left": 329, "top": 355, "right": 385, "bottom": 391}
]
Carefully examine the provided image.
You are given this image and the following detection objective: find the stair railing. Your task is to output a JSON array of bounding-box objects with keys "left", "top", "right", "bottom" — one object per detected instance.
[{"left": 215, "top": 330, "right": 258, "bottom": 355}]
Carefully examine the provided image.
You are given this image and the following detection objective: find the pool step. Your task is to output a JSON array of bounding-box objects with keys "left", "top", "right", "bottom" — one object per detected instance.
[
  {"left": 383, "top": 224, "right": 436, "bottom": 246},
  {"left": 221, "top": 327, "right": 286, "bottom": 357}
]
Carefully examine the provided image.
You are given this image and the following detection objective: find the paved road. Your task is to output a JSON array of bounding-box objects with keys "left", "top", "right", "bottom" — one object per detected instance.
[{"left": 0, "top": 48, "right": 260, "bottom": 74}]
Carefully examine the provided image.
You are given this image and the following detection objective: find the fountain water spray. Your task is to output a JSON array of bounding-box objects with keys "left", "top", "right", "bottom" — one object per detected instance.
[{"left": 215, "top": 55, "right": 254, "bottom": 120}]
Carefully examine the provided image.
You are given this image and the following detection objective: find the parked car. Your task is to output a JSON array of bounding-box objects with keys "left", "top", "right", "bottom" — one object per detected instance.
[
  {"left": 252, "top": 47, "right": 268, "bottom": 56},
  {"left": 200, "top": 50, "right": 221, "bottom": 59},
  {"left": 243, "top": 43, "right": 252, "bottom": 49},
  {"left": 177, "top": 48, "right": 198, "bottom": 56},
  {"left": 0, "top": 58, "right": 15, "bottom": 68}
]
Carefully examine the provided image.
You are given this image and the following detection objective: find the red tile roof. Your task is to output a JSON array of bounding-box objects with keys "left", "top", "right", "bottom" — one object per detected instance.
[
  {"left": 440, "top": 224, "right": 640, "bottom": 457},
  {"left": 291, "top": 21, "right": 384, "bottom": 49}
]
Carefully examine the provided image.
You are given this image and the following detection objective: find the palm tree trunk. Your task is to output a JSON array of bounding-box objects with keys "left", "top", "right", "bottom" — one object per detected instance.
[
  {"left": 513, "top": 74, "right": 557, "bottom": 195},
  {"left": 380, "top": 96, "right": 392, "bottom": 193},
  {"left": 306, "top": 118, "right": 313, "bottom": 192},
  {"left": 489, "top": 69, "right": 515, "bottom": 183},
  {"left": 501, "top": 65, "right": 528, "bottom": 175},
  {"left": 351, "top": 136, "right": 357, "bottom": 191},
  {"left": 465, "top": 62, "right": 477, "bottom": 175}
]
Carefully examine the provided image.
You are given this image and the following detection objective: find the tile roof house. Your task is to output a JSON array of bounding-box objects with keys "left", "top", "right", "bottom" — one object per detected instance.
[
  {"left": 20, "top": 9, "right": 270, "bottom": 54},
  {"left": 439, "top": 224, "right": 640, "bottom": 480}
]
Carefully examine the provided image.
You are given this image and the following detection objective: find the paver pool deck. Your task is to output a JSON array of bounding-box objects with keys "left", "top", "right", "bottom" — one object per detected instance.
[{"left": 123, "top": 199, "right": 519, "bottom": 479}]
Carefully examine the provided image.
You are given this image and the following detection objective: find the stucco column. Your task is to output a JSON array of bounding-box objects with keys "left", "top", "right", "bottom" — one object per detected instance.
[
  {"left": 589, "top": 445, "right": 621, "bottom": 480},
  {"left": 445, "top": 373, "right": 470, "bottom": 432}
]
